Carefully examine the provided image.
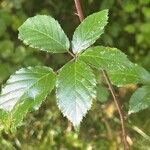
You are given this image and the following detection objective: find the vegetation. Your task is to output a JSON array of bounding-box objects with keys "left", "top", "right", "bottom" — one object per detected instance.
[{"left": 0, "top": 0, "right": 150, "bottom": 149}]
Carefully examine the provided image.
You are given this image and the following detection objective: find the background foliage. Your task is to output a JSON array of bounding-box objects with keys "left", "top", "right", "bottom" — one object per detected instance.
[{"left": 0, "top": 0, "right": 150, "bottom": 149}]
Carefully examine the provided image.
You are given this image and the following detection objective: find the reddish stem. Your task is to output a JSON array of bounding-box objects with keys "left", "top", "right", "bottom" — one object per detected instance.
[
  {"left": 102, "top": 70, "right": 129, "bottom": 150},
  {"left": 73, "top": 0, "right": 129, "bottom": 149},
  {"left": 74, "top": 0, "right": 84, "bottom": 22}
]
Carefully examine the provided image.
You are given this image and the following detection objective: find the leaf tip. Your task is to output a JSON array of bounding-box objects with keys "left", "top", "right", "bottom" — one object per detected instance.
[
  {"left": 103, "top": 9, "right": 109, "bottom": 13},
  {"left": 128, "top": 110, "right": 134, "bottom": 115}
]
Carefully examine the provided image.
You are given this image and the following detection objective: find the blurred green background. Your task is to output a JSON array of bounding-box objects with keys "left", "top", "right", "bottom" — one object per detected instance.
[{"left": 0, "top": 0, "right": 150, "bottom": 149}]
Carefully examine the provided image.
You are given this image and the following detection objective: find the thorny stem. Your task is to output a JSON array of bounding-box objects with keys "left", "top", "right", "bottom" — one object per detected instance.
[
  {"left": 74, "top": 0, "right": 84, "bottom": 22},
  {"left": 73, "top": 0, "right": 129, "bottom": 149}
]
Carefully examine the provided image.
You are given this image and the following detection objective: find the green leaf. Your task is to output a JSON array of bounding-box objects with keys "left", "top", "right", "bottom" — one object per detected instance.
[
  {"left": 129, "top": 86, "right": 150, "bottom": 114},
  {"left": 80, "top": 46, "right": 129, "bottom": 70},
  {"left": 0, "top": 109, "right": 9, "bottom": 131},
  {"left": 80, "top": 46, "right": 149, "bottom": 86},
  {"left": 138, "top": 67, "right": 150, "bottom": 85},
  {"left": 18, "top": 15, "right": 70, "bottom": 53},
  {"left": 0, "top": 66, "right": 56, "bottom": 128},
  {"left": 72, "top": 10, "right": 108, "bottom": 54},
  {"left": 56, "top": 60, "right": 96, "bottom": 126},
  {"left": 108, "top": 64, "right": 150, "bottom": 86},
  {"left": 0, "top": 63, "right": 11, "bottom": 84},
  {"left": 96, "top": 84, "right": 109, "bottom": 103}
]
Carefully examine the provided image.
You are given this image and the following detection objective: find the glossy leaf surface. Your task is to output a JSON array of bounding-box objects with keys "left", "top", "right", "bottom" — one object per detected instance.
[
  {"left": 129, "top": 86, "right": 150, "bottom": 114},
  {"left": 72, "top": 10, "right": 108, "bottom": 53},
  {"left": 19, "top": 15, "right": 70, "bottom": 53},
  {"left": 80, "top": 46, "right": 149, "bottom": 86},
  {"left": 56, "top": 60, "right": 96, "bottom": 126},
  {"left": 0, "top": 66, "right": 56, "bottom": 127}
]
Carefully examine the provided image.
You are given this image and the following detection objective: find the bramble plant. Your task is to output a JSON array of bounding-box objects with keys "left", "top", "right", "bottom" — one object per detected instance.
[{"left": 0, "top": 6, "right": 150, "bottom": 146}]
